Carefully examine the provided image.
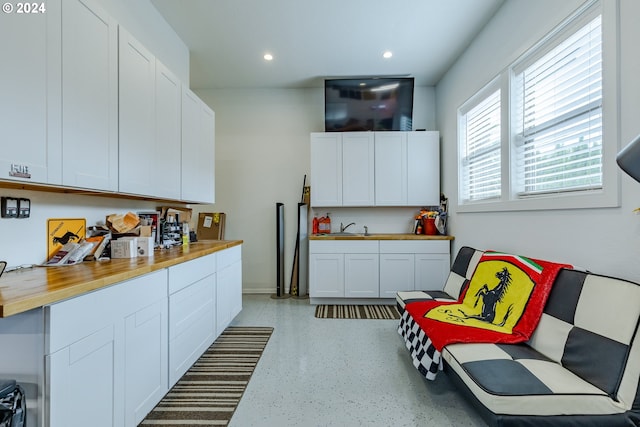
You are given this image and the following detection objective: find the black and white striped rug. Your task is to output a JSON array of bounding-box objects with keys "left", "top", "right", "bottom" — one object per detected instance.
[
  {"left": 314, "top": 304, "right": 401, "bottom": 319},
  {"left": 139, "top": 326, "right": 273, "bottom": 426}
]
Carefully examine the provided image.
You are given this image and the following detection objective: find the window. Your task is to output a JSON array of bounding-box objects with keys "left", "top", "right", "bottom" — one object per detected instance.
[
  {"left": 513, "top": 15, "right": 602, "bottom": 197},
  {"left": 459, "top": 85, "right": 501, "bottom": 203},
  {"left": 457, "top": 0, "right": 618, "bottom": 212}
]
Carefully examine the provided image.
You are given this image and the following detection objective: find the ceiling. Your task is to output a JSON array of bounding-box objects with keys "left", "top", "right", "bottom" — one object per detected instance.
[{"left": 150, "top": 0, "right": 504, "bottom": 90}]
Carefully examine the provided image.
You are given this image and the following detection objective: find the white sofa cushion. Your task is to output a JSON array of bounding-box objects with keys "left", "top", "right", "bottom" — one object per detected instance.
[{"left": 443, "top": 342, "right": 626, "bottom": 417}]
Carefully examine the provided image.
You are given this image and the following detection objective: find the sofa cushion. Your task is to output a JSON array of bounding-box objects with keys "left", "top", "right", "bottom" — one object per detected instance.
[
  {"left": 443, "top": 342, "right": 623, "bottom": 417},
  {"left": 527, "top": 269, "right": 640, "bottom": 404},
  {"left": 395, "top": 290, "right": 455, "bottom": 312}
]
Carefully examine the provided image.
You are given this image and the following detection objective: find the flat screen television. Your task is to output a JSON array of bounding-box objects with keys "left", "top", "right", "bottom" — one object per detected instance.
[{"left": 324, "top": 77, "right": 414, "bottom": 132}]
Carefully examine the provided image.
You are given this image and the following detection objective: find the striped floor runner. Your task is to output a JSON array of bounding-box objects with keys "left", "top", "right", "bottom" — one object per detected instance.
[
  {"left": 314, "top": 304, "right": 401, "bottom": 319},
  {"left": 139, "top": 326, "right": 273, "bottom": 426}
]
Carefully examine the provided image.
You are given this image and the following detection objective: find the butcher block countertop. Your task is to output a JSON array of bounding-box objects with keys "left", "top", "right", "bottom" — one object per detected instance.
[
  {"left": 0, "top": 240, "right": 242, "bottom": 318},
  {"left": 309, "top": 233, "right": 454, "bottom": 241}
]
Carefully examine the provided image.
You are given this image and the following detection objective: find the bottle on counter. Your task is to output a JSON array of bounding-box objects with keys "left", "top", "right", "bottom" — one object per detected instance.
[
  {"left": 318, "top": 213, "right": 331, "bottom": 234},
  {"left": 415, "top": 222, "right": 423, "bottom": 235},
  {"left": 182, "top": 223, "right": 190, "bottom": 247}
]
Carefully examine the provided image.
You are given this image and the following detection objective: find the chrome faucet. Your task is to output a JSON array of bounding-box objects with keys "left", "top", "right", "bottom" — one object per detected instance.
[{"left": 340, "top": 222, "right": 356, "bottom": 232}]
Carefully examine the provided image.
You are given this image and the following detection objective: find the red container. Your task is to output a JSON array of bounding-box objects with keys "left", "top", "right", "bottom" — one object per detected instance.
[{"left": 424, "top": 217, "right": 438, "bottom": 235}]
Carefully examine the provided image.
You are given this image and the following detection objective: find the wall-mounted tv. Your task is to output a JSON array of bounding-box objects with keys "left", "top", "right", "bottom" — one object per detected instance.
[{"left": 324, "top": 77, "right": 414, "bottom": 132}]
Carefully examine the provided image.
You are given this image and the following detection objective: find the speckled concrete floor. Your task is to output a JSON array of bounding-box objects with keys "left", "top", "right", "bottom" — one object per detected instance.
[{"left": 228, "top": 294, "right": 487, "bottom": 427}]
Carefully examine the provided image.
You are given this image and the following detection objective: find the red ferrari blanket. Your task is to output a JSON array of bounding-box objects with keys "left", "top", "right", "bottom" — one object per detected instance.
[{"left": 404, "top": 251, "right": 571, "bottom": 351}]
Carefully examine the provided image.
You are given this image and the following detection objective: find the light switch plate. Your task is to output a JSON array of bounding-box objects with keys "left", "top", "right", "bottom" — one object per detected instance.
[
  {"left": 1, "top": 197, "right": 18, "bottom": 218},
  {"left": 18, "top": 198, "right": 30, "bottom": 218}
]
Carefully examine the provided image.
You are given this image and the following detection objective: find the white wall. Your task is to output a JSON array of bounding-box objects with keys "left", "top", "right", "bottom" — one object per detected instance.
[
  {"left": 0, "top": 0, "right": 188, "bottom": 267},
  {"left": 436, "top": 0, "right": 640, "bottom": 282},
  {"left": 0, "top": 190, "right": 159, "bottom": 266},
  {"left": 193, "top": 86, "right": 436, "bottom": 293}
]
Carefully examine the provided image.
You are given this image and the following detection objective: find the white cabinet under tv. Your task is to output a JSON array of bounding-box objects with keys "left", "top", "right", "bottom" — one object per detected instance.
[
  {"left": 310, "top": 131, "right": 439, "bottom": 207},
  {"left": 309, "top": 239, "right": 450, "bottom": 304}
]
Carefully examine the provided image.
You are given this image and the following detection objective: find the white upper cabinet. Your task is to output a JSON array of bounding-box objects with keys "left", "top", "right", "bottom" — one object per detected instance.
[
  {"left": 118, "top": 27, "right": 156, "bottom": 197},
  {"left": 181, "top": 88, "right": 215, "bottom": 204},
  {"left": 0, "top": 1, "right": 59, "bottom": 185},
  {"left": 407, "top": 131, "right": 440, "bottom": 206},
  {"left": 119, "top": 33, "right": 215, "bottom": 203},
  {"left": 375, "top": 132, "right": 408, "bottom": 206},
  {"left": 375, "top": 131, "right": 440, "bottom": 206},
  {"left": 0, "top": 0, "right": 118, "bottom": 191},
  {"left": 310, "top": 132, "right": 374, "bottom": 207},
  {"left": 310, "top": 133, "right": 343, "bottom": 206},
  {"left": 310, "top": 131, "right": 439, "bottom": 207},
  {"left": 1, "top": 0, "right": 215, "bottom": 202},
  {"left": 61, "top": 0, "right": 118, "bottom": 191},
  {"left": 119, "top": 28, "right": 182, "bottom": 200},
  {"left": 342, "top": 132, "right": 375, "bottom": 206},
  {"left": 199, "top": 103, "right": 216, "bottom": 203},
  {"left": 154, "top": 62, "right": 182, "bottom": 200}
]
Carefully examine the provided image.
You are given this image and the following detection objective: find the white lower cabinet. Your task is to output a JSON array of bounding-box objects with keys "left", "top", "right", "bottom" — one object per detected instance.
[
  {"left": 47, "top": 325, "right": 117, "bottom": 427},
  {"left": 379, "top": 240, "right": 450, "bottom": 297},
  {"left": 45, "top": 269, "right": 168, "bottom": 427},
  {"left": 168, "top": 254, "right": 216, "bottom": 387},
  {"left": 41, "top": 246, "right": 242, "bottom": 426},
  {"left": 311, "top": 239, "right": 451, "bottom": 302},
  {"left": 124, "top": 297, "right": 168, "bottom": 426},
  {"left": 344, "top": 253, "right": 379, "bottom": 297},
  {"left": 379, "top": 253, "right": 415, "bottom": 297},
  {"left": 309, "top": 253, "right": 344, "bottom": 298},
  {"left": 216, "top": 245, "right": 243, "bottom": 336},
  {"left": 309, "top": 241, "right": 379, "bottom": 299},
  {"left": 415, "top": 253, "right": 451, "bottom": 291}
]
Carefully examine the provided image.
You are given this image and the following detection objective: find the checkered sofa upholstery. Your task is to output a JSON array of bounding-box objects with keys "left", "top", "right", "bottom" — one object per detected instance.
[{"left": 397, "top": 246, "right": 640, "bottom": 427}]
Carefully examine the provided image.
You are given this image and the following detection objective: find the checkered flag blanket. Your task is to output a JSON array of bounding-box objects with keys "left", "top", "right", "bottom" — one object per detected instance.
[{"left": 398, "top": 310, "right": 442, "bottom": 380}]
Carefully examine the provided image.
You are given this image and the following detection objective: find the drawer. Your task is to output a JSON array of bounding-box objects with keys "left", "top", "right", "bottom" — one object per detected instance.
[
  {"left": 379, "top": 240, "right": 450, "bottom": 254},
  {"left": 169, "top": 275, "right": 215, "bottom": 341},
  {"left": 168, "top": 253, "right": 216, "bottom": 294},
  {"left": 46, "top": 270, "right": 167, "bottom": 354},
  {"left": 310, "top": 240, "right": 379, "bottom": 254},
  {"left": 217, "top": 244, "right": 242, "bottom": 270}
]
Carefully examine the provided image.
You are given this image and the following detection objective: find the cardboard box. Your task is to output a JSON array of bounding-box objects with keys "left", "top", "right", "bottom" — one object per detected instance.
[
  {"left": 120, "top": 236, "right": 154, "bottom": 257},
  {"left": 135, "top": 236, "right": 154, "bottom": 257},
  {"left": 159, "top": 206, "right": 192, "bottom": 224},
  {"left": 111, "top": 239, "right": 137, "bottom": 259}
]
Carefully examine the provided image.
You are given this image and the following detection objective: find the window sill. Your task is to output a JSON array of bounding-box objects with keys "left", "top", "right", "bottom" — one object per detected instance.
[{"left": 457, "top": 187, "right": 620, "bottom": 213}]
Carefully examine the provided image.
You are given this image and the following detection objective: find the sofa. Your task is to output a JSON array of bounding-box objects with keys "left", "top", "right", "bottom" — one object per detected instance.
[{"left": 397, "top": 246, "right": 640, "bottom": 427}]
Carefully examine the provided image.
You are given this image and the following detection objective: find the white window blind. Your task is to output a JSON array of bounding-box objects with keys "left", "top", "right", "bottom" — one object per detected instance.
[
  {"left": 460, "top": 89, "right": 501, "bottom": 202},
  {"left": 514, "top": 15, "right": 602, "bottom": 197}
]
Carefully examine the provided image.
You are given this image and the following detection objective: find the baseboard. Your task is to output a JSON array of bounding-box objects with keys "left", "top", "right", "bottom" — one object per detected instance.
[{"left": 242, "top": 288, "right": 273, "bottom": 294}]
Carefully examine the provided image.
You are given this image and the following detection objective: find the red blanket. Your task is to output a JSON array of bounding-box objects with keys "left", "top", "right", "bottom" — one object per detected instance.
[{"left": 405, "top": 251, "right": 571, "bottom": 351}]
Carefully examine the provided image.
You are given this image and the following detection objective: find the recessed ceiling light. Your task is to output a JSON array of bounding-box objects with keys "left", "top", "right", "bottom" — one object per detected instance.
[
  {"left": 264, "top": 53, "right": 273, "bottom": 61},
  {"left": 383, "top": 51, "right": 393, "bottom": 59}
]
